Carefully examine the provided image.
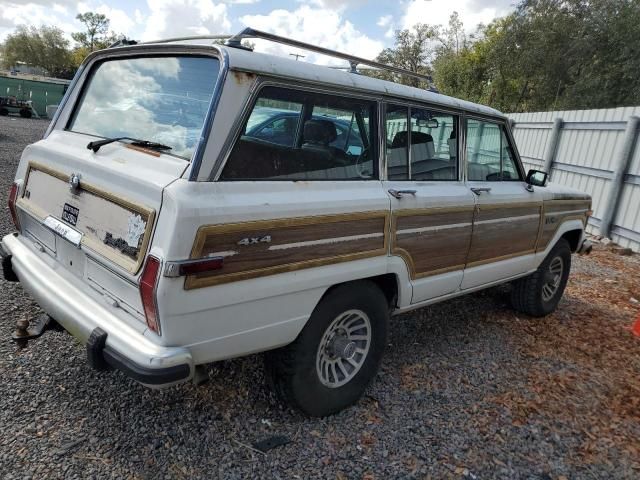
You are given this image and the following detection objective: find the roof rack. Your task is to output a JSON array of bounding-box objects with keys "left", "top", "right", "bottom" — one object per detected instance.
[
  {"left": 141, "top": 34, "right": 232, "bottom": 45},
  {"left": 225, "top": 27, "right": 432, "bottom": 84},
  {"left": 137, "top": 28, "right": 432, "bottom": 85}
]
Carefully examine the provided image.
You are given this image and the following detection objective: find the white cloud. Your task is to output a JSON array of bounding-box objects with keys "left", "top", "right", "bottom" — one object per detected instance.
[
  {"left": 306, "top": 0, "right": 365, "bottom": 9},
  {"left": 141, "top": 0, "right": 231, "bottom": 41},
  {"left": 402, "top": 0, "right": 512, "bottom": 32},
  {"left": 0, "top": 2, "right": 77, "bottom": 40},
  {"left": 377, "top": 14, "right": 392, "bottom": 28},
  {"left": 241, "top": 6, "right": 384, "bottom": 66},
  {"left": 87, "top": 4, "right": 137, "bottom": 35}
]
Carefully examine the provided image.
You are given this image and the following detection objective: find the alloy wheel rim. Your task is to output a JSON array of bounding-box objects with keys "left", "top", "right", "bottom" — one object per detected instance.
[
  {"left": 315, "top": 309, "right": 372, "bottom": 388},
  {"left": 542, "top": 256, "right": 564, "bottom": 302}
]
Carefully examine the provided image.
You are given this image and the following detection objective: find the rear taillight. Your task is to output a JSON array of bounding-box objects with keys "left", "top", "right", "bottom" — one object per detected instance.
[
  {"left": 140, "top": 255, "right": 161, "bottom": 334},
  {"left": 8, "top": 182, "right": 20, "bottom": 230}
]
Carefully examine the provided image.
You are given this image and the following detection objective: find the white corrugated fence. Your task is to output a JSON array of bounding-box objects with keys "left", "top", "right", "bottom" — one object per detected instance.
[{"left": 509, "top": 107, "right": 640, "bottom": 252}]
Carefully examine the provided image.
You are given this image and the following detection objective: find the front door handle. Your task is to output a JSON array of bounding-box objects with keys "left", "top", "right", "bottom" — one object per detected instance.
[
  {"left": 470, "top": 187, "right": 492, "bottom": 195},
  {"left": 388, "top": 189, "right": 417, "bottom": 199}
]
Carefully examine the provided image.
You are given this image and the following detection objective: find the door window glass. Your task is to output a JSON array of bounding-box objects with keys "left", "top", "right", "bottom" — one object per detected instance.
[
  {"left": 409, "top": 107, "right": 457, "bottom": 180},
  {"left": 221, "top": 87, "right": 376, "bottom": 180},
  {"left": 385, "top": 104, "right": 409, "bottom": 180},
  {"left": 466, "top": 120, "right": 521, "bottom": 181},
  {"left": 385, "top": 104, "right": 458, "bottom": 180}
]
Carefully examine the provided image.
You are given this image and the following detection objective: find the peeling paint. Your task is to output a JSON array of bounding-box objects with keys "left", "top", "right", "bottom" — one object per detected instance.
[{"left": 126, "top": 214, "right": 146, "bottom": 248}]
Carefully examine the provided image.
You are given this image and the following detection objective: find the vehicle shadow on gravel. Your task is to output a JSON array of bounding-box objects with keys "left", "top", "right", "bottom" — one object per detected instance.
[{"left": 52, "top": 286, "right": 530, "bottom": 474}]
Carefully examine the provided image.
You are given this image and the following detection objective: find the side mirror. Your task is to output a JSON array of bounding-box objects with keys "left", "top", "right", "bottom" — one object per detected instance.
[{"left": 526, "top": 169, "right": 548, "bottom": 187}]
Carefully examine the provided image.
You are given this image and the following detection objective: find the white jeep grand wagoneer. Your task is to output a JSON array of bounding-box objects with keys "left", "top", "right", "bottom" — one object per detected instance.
[{"left": 1, "top": 29, "right": 592, "bottom": 416}]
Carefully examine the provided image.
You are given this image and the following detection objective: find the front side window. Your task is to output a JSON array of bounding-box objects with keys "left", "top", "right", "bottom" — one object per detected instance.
[
  {"left": 69, "top": 55, "right": 220, "bottom": 160},
  {"left": 385, "top": 103, "right": 458, "bottom": 181},
  {"left": 221, "top": 87, "right": 377, "bottom": 180},
  {"left": 466, "top": 119, "right": 521, "bottom": 181}
]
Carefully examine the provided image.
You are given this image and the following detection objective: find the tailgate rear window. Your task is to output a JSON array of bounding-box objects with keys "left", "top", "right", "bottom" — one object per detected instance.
[{"left": 68, "top": 55, "right": 219, "bottom": 160}]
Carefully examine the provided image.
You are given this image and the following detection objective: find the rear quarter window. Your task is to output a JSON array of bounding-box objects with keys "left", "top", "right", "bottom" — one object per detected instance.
[{"left": 220, "top": 86, "right": 377, "bottom": 181}]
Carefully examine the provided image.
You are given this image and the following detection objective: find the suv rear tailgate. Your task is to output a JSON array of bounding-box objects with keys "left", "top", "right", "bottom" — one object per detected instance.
[{"left": 14, "top": 130, "right": 187, "bottom": 314}]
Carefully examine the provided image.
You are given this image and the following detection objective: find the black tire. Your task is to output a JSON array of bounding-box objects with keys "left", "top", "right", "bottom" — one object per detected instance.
[
  {"left": 20, "top": 109, "right": 32, "bottom": 118},
  {"left": 511, "top": 238, "right": 572, "bottom": 317},
  {"left": 0, "top": 107, "right": 8, "bottom": 116},
  {"left": 265, "top": 281, "right": 389, "bottom": 417}
]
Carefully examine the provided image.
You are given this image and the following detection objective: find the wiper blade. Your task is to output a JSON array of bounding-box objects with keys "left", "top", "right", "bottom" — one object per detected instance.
[{"left": 87, "top": 136, "right": 172, "bottom": 153}]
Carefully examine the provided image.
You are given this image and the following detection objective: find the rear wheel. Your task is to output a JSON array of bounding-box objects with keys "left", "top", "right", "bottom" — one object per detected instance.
[
  {"left": 0, "top": 107, "right": 8, "bottom": 116},
  {"left": 265, "top": 281, "right": 388, "bottom": 417},
  {"left": 19, "top": 108, "right": 32, "bottom": 118},
  {"left": 511, "top": 238, "right": 572, "bottom": 317}
]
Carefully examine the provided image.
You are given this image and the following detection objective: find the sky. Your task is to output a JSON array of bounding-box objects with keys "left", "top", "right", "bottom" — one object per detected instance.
[{"left": 0, "top": 0, "right": 516, "bottom": 64}]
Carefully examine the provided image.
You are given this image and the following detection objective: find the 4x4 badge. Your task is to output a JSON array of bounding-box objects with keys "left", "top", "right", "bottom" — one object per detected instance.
[
  {"left": 69, "top": 173, "right": 81, "bottom": 194},
  {"left": 237, "top": 235, "right": 271, "bottom": 246}
]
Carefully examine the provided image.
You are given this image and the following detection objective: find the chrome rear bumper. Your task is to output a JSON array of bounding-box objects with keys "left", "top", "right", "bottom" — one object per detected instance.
[{"left": 1, "top": 233, "right": 193, "bottom": 387}]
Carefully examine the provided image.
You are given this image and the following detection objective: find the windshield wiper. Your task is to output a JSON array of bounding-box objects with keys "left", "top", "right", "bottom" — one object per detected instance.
[{"left": 87, "top": 136, "right": 172, "bottom": 153}]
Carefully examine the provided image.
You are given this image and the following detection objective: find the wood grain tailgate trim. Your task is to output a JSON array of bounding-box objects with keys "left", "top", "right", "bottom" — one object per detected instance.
[
  {"left": 186, "top": 211, "right": 390, "bottom": 289},
  {"left": 18, "top": 162, "right": 156, "bottom": 274}
]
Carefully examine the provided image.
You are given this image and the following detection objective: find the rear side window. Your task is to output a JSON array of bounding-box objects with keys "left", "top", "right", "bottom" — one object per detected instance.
[
  {"left": 466, "top": 119, "right": 521, "bottom": 181},
  {"left": 385, "top": 103, "right": 458, "bottom": 181},
  {"left": 221, "top": 86, "right": 377, "bottom": 180}
]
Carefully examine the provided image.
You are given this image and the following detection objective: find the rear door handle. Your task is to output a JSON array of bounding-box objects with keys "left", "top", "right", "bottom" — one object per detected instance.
[
  {"left": 388, "top": 189, "right": 417, "bottom": 199},
  {"left": 470, "top": 187, "right": 492, "bottom": 195}
]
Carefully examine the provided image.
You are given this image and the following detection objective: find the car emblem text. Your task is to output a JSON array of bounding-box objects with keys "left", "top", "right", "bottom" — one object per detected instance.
[{"left": 237, "top": 235, "right": 271, "bottom": 246}]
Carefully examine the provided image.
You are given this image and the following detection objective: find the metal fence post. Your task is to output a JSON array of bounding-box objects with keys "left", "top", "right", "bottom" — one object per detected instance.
[
  {"left": 543, "top": 117, "right": 564, "bottom": 178},
  {"left": 600, "top": 115, "right": 640, "bottom": 238}
]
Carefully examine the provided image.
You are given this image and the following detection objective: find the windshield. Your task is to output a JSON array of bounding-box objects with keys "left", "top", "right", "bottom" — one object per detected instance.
[{"left": 69, "top": 55, "right": 220, "bottom": 160}]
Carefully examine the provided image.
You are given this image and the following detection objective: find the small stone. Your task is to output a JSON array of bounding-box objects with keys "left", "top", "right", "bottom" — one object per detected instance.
[{"left": 612, "top": 246, "right": 633, "bottom": 256}]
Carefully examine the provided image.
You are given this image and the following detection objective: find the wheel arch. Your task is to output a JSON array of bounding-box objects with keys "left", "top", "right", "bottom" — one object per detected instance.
[
  {"left": 318, "top": 273, "right": 401, "bottom": 311},
  {"left": 560, "top": 228, "right": 583, "bottom": 253},
  {"left": 538, "top": 218, "right": 586, "bottom": 258}
]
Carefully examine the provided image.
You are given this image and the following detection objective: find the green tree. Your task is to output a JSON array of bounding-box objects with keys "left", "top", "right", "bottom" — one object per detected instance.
[
  {"left": 72, "top": 12, "right": 116, "bottom": 51},
  {"left": 380, "top": 0, "right": 640, "bottom": 112},
  {"left": 1, "top": 25, "right": 74, "bottom": 78},
  {"left": 372, "top": 24, "right": 442, "bottom": 87}
]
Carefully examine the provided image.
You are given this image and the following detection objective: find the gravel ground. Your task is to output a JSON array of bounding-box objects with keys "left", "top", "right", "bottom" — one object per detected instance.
[{"left": 1, "top": 116, "right": 639, "bottom": 479}]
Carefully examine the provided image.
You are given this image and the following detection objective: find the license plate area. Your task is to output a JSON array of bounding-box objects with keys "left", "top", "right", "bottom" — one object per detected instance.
[{"left": 62, "top": 203, "right": 79, "bottom": 226}]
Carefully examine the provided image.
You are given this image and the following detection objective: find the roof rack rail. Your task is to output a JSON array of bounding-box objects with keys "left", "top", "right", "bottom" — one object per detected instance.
[
  {"left": 141, "top": 34, "right": 232, "bottom": 45},
  {"left": 225, "top": 27, "right": 432, "bottom": 84}
]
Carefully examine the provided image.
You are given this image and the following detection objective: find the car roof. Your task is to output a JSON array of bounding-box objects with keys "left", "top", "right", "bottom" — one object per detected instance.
[
  {"left": 103, "top": 40, "right": 504, "bottom": 119},
  {"left": 219, "top": 45, "right": 504, "bottom": 119}
]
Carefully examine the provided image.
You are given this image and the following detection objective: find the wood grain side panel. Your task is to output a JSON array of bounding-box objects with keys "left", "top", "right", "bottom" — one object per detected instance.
[
  {"left": 537, "top": 212, "right": 588, "bottom": 251},
  {"left": 392, "top": 207, "right": 475, "bottom": 278},
  {"left": 467, "top": 205, "right": 542, "bottom": 265},
  {"left": 476, "top": 203, "right": 541, "bottom": 221},
  {"left": 395, "top": 209, "right": 474, "bottom": 231},
  {"left": 186, "top": 212, "right": 389, "bottom": 289},
  {"left": 536, "top": 199, "right": 591, "bottom": 251},
  {"left": 543, "top": 200, "right": 591, "bottom": 214}
]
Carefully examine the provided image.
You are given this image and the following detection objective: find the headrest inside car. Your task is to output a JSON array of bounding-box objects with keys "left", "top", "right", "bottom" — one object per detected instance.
[
  {"left": 391, "top": 131, "right": 433, "bottom": 148},
  {"left": 303, "top": 119, "right": 337, "bottom": 145}
]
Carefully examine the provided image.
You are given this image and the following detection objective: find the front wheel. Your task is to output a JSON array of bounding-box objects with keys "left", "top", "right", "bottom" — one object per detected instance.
[
  {"left": 511, "top": 238, "right": 572, "bottom": 317},
  {"left": 265, "top": 281, "right": 389, "bottom": 417}
]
